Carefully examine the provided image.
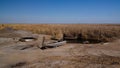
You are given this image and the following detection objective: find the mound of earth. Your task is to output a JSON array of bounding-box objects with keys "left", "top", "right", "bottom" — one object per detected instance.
[{"left": 0, "top": 27, "right": 33, "bottom": 38}]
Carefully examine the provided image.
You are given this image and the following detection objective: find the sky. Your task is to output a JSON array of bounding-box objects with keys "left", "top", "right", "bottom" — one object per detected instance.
[{"left": 0, "top": 0, "right": 120, "bottom": 24}]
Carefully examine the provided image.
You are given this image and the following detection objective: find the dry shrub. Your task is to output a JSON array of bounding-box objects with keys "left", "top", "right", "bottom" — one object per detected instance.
[{"left": 0, "top": 24, "right": 120, "bottom": 42}]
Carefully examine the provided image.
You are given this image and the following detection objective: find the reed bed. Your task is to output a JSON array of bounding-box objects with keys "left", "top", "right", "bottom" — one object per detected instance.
[{"left": 0, "top": 24, "right": 120, "bottom": 42}]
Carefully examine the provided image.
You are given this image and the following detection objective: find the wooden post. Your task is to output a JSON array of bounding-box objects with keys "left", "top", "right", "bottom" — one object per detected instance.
[
  {"left": 37, "top": 36, "right": 45, "bottom": 49},
  {"left": 42, "top": 36, "right": 45, "bottom": 47}
]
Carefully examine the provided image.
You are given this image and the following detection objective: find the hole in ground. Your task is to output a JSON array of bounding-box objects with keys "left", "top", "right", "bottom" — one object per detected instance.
[{"left": 64, "top": 39, "right": 103, "bottom": 44}]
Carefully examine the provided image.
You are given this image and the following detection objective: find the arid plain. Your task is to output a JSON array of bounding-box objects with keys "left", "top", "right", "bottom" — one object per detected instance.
[{"left": 0, "top": 24, "right": 120, "bottom": 68}]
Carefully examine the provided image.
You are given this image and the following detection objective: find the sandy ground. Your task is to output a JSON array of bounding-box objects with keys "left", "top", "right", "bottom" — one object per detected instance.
[{"left": 0, "top": 38, "right": 120, "bottom": 68}]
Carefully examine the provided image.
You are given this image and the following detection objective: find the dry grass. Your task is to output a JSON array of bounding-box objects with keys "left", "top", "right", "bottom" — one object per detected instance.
[{"left": 0, "top": 24, "right": 120, "bottom": 42}]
